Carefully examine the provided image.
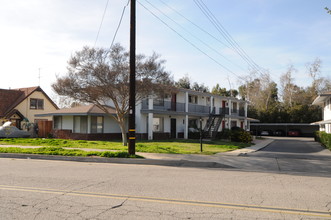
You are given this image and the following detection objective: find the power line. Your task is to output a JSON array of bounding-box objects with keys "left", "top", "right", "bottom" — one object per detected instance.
[
  {"left": 138, "top": 0, "right": 241, "bottom": 78},
  {"left": 109, "top": 0, "right": 130, "bottom": 49},
  {"left": 193, "top": 0, "right": 265, "bottom": 75},
  {"left": 144, "top": 0, "right": 246, "bottom": 72},
  {"left": 94, "top": 0, "right": 110, "bottom": 47}
]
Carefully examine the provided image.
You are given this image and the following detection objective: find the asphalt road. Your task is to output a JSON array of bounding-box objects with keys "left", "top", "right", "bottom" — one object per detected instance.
[{"left": 0, "top": 155, "right": 331, "bottom": 219}]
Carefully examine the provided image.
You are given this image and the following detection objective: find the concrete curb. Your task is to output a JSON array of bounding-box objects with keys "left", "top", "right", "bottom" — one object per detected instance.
[
  {"left": 219, "top": 139, "right": 274, "bottom": 156},
  {"left": 0, "top": 153, "right": 235, "bottom": 169}
]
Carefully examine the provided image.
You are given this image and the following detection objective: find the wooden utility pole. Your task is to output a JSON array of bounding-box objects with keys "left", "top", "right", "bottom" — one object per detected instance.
[{"left": 128, "top": 0, "right": 136, "bottom": 155}]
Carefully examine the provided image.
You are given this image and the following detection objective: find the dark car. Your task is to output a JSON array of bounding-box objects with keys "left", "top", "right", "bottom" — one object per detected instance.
[
  {"left": 273, "top": 130, "right": 285, "bottom": 136},
  {"left": 288, "top": 129, "right": 300, "bottom": 136}
]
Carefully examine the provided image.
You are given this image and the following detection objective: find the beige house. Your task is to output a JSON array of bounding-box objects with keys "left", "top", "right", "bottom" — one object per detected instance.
[{"left": 0, "top": 86, "right": 58, "bottom": 128}]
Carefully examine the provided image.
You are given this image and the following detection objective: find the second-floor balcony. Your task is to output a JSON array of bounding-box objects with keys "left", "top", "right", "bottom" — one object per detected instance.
[{"left": 141, "top": 99, "right": 211, "bottom": 114}]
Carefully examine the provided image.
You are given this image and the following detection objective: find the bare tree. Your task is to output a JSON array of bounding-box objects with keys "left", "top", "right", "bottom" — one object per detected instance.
[
  {"left": 239, "top": 70, "right": 277, "bottom": 111},
  {"left": 280, "top": 64, "right": 296, "bottom": 107},
  {"left": 52, "top": 44, "right": 174, "bottom": 146}
]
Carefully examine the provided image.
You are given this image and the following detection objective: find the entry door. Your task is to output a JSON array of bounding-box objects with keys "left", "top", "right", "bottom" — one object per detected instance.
[
  {"left": 171, "top": 93, "right": 177, "bottom": 111},
  {"left": 171, "top": 118, "right": 176, "bottom": 138}
]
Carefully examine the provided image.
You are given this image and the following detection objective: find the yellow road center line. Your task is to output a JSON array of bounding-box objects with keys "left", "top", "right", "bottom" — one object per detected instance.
[{"left": 0, "top": 185, "right": 330, "bottom": 218}]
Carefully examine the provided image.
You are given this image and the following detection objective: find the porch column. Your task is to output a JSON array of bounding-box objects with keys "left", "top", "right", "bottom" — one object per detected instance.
[
  {"left": 185, "top": 92, "right": 189, "bottom": 113},
  {"left": 148, "top": 113, "right": 153, "bottom": 140},
  {"left": 184, "top": 92, "right": 189, "bottom": 139},
  {"left": 211, "top": 96, "right": 214, "bottom": 113},
  {"left": 148, "top": 96, "right": 153, "bottom": 110},
  {"left": 184, "top": 115, "right": 189, "bottom": 139},
  {"left": 244, "top": 102, "right": 248, "bottom": 117}
]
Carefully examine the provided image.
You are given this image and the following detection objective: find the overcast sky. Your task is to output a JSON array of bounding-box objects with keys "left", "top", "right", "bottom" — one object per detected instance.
[{"left": 1, "top": 0, "right": 330, "bottom": 98}]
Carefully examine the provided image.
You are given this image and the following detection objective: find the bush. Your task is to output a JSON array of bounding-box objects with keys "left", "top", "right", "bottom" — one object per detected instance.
[
  {"left": 230, "top": 127, "right": 252, "bottom": 143},
  {"left": 219, "top": 129, "right": 231, "bottom": 139},
  {"left": 315, "top": 131, "right": 331, "bottom": 150},
  {"left": 239, "top": 131, "right": 253, "bottom": 143}
]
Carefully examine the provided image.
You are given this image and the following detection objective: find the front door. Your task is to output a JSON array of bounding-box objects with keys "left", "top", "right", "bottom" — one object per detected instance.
[
  {"left": 171, "top": 118, "right": 176, "bottom": 138},
  {"left": 171, "top": 93, "right": 176, "bottom": 111}
]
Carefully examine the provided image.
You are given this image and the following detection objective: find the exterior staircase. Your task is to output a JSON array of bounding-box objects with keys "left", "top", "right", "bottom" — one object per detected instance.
[{"left": 203, "top": 109, "right": 224, "bottom": 139}]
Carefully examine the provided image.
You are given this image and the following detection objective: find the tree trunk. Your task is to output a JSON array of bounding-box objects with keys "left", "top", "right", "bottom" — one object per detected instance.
[{"left": 118, "top": 120, "right": 128, "bottom": 146}]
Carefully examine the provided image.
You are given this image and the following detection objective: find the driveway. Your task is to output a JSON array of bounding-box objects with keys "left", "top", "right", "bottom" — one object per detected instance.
[
  {"left": 244, "top": 137, "right": 331, "bottom": 175},
  {"left": 251, "top": 137, "right": 331, "bottom": 160}
]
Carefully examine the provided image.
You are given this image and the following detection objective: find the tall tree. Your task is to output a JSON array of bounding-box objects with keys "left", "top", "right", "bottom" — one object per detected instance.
[
  {"left": 175, "top": 75, "right": 209, "bottom": 92},
  {"left": 280, "top": 64, "right": 296, "bottom": 107},
  {"left": 239, "top": 71, "right": 277, "bottom": 111},
  {"left": 212, "top": 83, "right": 238, "bottom": 97},
  {"left": 52, "top": 44, "right": 173, "bottom": 146},
  {"left": 175, "top": 75, "right": 191, "bottom": 89}
]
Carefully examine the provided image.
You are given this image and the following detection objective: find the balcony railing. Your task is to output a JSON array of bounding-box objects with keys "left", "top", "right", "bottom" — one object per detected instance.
[
  {"left": 188, "top": 104, "right": 211, "bottom": 114},
  {"left": 141, "top": 100, "right": 185, "bottom": 112},
  {"left": 239, "top": 108, "right": 245, "bottom": 116},
  {"left": 141, "top": 99, "right": 211, "bottom": 114},
  {"left": 219, "top": 107, "right": 229, "bottom": 115}
]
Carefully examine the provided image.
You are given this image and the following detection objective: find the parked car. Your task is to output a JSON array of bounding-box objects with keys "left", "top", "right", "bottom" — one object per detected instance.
[
  {"left": 288, "top": 129, "right": 300, "bottom": 136},
  {"left": 260, "top": 130, "right": 270, "bottom": 136},
  {"left": 273, "top": 130, "right": 285, "bottom": 136}
]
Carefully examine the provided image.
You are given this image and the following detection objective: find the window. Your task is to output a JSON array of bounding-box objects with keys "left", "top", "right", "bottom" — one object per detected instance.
[
  {"left": 153, "top": 117, "right": 163, "bottom": 132},
  {"left": 232, "top": 102, "right": 237, "bottom": 113},
  {"left": 188, "top": 95, "right": 197, "bottom": 104},
  {"left": 231, "top": 120, "right": 237, "bottom": 128},
  {"left": 74, "top": 116, "right": 87, "bottom": 133},
  {"left": 30, "top": 98, "right": 44, "bottom": 109},
  {"left": 154, "top": 98, "right": 164, "bottom": 106},
  {"left": 54, "top": 116, "right": 62, "bottom": 129},
  {"left": 206, "top": 97, "right": 211, "bottom": 106},
  {"left": 91, "top": 116, "right": 103, "bottom": 133},
  {"left": 188, "top": 119, "right": 198, "bottom": 129}
]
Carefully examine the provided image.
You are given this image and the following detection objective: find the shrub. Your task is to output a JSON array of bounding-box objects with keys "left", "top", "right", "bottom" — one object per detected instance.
[
  {"left": 228, "top": 127, "right": 253, "bottom": 143},
  {"left": 315, "top": 131, "right": 331, "bottom": 150},
  {"left": 219, "top": 129, "right": 231, "bottom": 139},
  {"left": 239, "top": 131, "right": 253, "bottom": 143}
]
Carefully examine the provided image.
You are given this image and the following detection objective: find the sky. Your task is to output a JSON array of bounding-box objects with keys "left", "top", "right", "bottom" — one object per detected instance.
[{"left": 1, "top": 0, "right": 331, "bottom": 99}]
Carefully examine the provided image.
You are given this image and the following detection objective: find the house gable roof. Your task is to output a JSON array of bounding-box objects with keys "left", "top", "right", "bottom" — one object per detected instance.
[
  {"left": 35, "top": 104, "right": 116, "bottom": 117},
  {"left": 312, "top": 91, "right": 331, "bottom": 106},
  {"left": 0, "top": 86, "right": 58, "bottom": 118}
]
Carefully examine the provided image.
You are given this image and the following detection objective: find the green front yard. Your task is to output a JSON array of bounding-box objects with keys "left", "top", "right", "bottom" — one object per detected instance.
[{"left": 0, "top": 138, "right": 251, "bottom": 155}]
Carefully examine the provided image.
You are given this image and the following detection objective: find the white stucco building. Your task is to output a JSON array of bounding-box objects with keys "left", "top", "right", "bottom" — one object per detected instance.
[
  {"left": 312, "top": 91, "right": 331, "bottom": 133},
  {"left": 38, "top": 88, "right": 252, "bottom": 140}
]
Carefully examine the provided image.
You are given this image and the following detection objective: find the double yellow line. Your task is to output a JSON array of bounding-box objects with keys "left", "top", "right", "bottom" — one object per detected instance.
[{"left": 0, "top": 184, "right": 330, "bottom": 218}]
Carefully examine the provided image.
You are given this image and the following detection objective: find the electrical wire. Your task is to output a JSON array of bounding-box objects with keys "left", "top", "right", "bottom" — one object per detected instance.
[
  {"left": 109, "top": 0, "right": 130, "bottom": 49},
  {"left": 94, "top": 0, "right": 110, "bottom": 47},
  {"left": 138, "top": 0, "right": 241, "bottom": 78},
  {"left": 144, "top": 0, "right": 246, "bottom": 72},
  {"left": 193, "top": 0, "right": 265, "bottom": 75}
]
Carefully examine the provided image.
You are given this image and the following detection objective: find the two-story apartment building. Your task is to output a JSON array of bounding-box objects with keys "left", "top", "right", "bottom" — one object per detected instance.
[
  {"left": 312, "top": 91, "right": 331, "bottom": 133},
  {"left": 39, "top": 88, "right": 250, "bottom": 140},
  {"left": 137, "top": 88, "right": 249, "bottom": 140}
]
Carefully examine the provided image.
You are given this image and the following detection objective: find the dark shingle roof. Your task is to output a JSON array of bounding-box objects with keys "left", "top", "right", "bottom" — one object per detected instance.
[{"left": 0, "top": 86, "right": 58, "bottom": 117}]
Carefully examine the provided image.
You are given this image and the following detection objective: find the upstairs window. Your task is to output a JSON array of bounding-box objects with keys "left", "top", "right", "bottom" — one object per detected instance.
[
  {"left": 30, "top": 98, "right": 44, "bottom": 110},
  {"left": 188, "top": 95, "right": 198, "bottom": 104}
]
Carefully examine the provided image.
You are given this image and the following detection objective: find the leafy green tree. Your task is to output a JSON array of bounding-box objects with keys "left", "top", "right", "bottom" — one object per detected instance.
[
  {"left": 212, "top": 83, "right": 238, "bottom": 97},
  {"left": 175, "top": 75, "right": 190, "bottom": 89}
]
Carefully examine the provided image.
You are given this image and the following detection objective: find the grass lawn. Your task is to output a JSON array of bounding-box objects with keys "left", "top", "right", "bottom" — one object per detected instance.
[
  {"left": 0, "top": 147, "right": 141, "bottom": 158},
  {"left": 0, "top": 138, "right": 251, "bottom": 155}
]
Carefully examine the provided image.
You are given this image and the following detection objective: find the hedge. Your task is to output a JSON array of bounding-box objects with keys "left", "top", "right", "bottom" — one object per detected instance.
[{"left": 315, "top": 131, "right": 331, "bottom": 150}]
